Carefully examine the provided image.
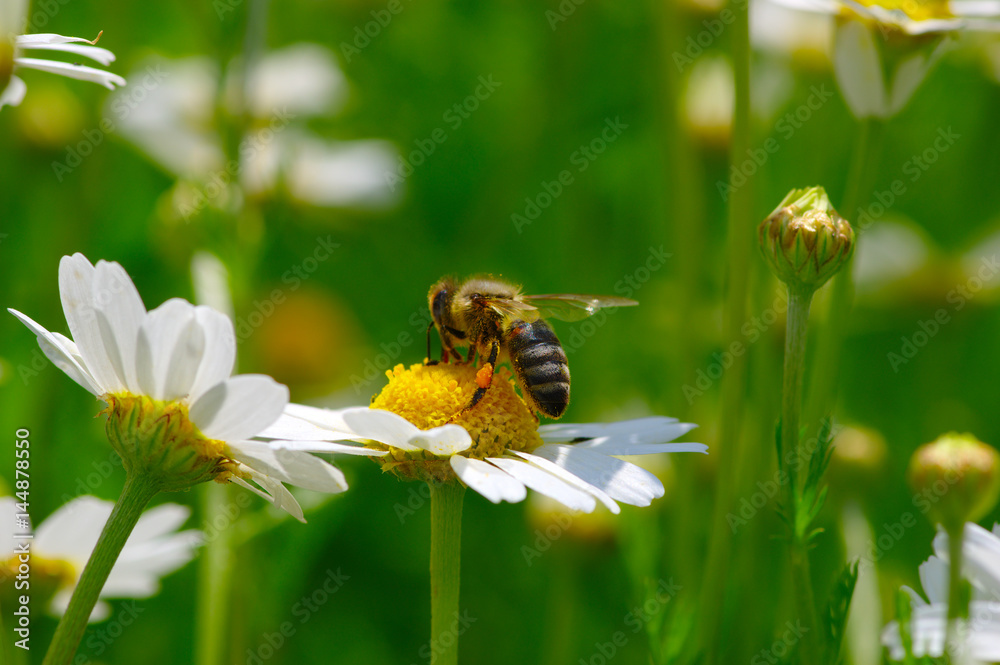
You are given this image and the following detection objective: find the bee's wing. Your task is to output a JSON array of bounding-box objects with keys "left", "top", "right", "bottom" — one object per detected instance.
[
  {"left": 484, "top": 296, "right": 542, "bottom": 322},
  {"left": 521, "top": 294, "right": 638, "bottom": 322}
]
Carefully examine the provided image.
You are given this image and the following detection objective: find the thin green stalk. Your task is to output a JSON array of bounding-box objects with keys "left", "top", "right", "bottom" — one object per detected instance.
[
  {"left": 195, "top": 482, "right": 236, "bottom": 665},
  {"left": 698, "top": 0, "right": 753, "bottom": 660},
  {"left": 945, "top": 522, "right": 967, "bottom": 658},
  {"left": 42, "top": 474, "right": 159, "bottom": 665},
  {"left": 805, "top": 120, "right": 884, "bottom": 428},
  {"left": 781, "top": 288, "right": 822, "bottom": 663},
  {"left": 429, "top": 482, "right": 465, "bottom": 665}
]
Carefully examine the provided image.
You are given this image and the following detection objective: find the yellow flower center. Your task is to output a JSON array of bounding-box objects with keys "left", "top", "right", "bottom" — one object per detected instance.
[
  {"left": 103, "top": 394, "right": 241, "bottom": 492},
  {"left": 1, "top": 554, "right": 76, "bottom": 608},
  {"left": 369, "top": 363, "right": 543, "bottom": 483}
]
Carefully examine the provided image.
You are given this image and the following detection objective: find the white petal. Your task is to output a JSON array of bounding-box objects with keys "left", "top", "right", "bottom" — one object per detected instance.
[
  {"left": 766, "top": 0, "right": 841, "bottom": 13},
  {"left": 338, "top": 408, "right": 425, "bottom": 452},
  {"left": 512, "top": 450, "right": 620, "bottom": 513},
  {"left": 228, "top": 440, "right": 348, "bottom": 493},
  {"left": 487, "top": 457, "right": 596, "bottom": 512},
  {"left": 540, "top": 417, "right": 680, "bottom": 441},
  {"left": 230, "top": 467, "right": 305, "bottom": 522},
  {"left": 549, "top": 417, "right": 706, "bottom": 455},
  {"left": 951, "top": 0, "right": 1000, "bottom": 16},
  {"left": 833, "top": 20, "right": 886, "bottom": 119},
  {"left": 277, "top": 403, "right": 366, "bottom": 441},
  {"left": 127, "top": 503, "right": 191, "bottom": 542},
  {"left": 450, "top": 456, "right": 526, "bottom": 504},
  {"left": 937, "top": 523, "right": 1000, "bottom": 598},
  {"left": 919, "top": 556, "right": 949, "bottom": 605},
  {"left": 91, "top": 260, "right": 146, "bottom": 392},
  {"left": 0, "top": 75, "right": 27, "bottom": 108},
  {"left": 265, "top": 439, "right": 386, "bottom": 456},
  {"left": 408, "top": 425, "right": 473, "bottom": 455},
  {"left": 17, "top": 42, "right": 116, "bottom": 65},
  {"left": 189, "top": 374, "right": 288, "bottom": 441},
  {"left": 16, "top": 34, "right": 100, "bottom": 46},
  {"left": 888, "top": 53, "right": 934, "bottom": 117},
  {"left": 135, "top": 299, "right": 202, "bottom": 400},
  {"left": 8, "top": 308, "right": 100, "bottom": 395},
  {"left": 35, "top": 496, "right": 112, "bottom": 564},
  {"left": 59, "top": 253, "right": 122, "bottom": 393},
  {"left": 258, "top": 410, "right": 361, "bottom": 442},
  {"left": 187, "top": 306, "right": 236, "bottom": 403},
  {"left": 532, "top": 444, "right": 664, "bottom": 507},
  {"left": 14, "top": 57, "right": 126, "bottom": 89}
]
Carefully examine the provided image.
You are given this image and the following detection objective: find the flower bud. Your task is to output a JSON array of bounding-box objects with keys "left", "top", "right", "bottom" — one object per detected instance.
[
  {"left": 758, "top": 186, "right": 855, "bottom": 295},
  {"left": 907, "top": 432, "right": 1000, "bottom": 531}
]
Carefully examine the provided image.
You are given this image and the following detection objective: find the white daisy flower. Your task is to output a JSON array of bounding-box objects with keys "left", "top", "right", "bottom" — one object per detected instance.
[
  {"left": 882, "top": 522, "right": 1000, "bottom": 661},
  {"left": 109, "top": 45, "right": 401, "bottom": 212},
  {"left": 261, "top": 363, "right": 707, "bottom": 512},
  {"left": 1, "top": 0, "right": 125, "bottom": 111},
  {"left": 7, "top": 253, "right": 348, "bottom": 521},
  {"left": 764, "top": 0, "right": 1000, "bottom": 118},
  {"left": 1, "top": 496, "right": 200, "bottom": 621}
]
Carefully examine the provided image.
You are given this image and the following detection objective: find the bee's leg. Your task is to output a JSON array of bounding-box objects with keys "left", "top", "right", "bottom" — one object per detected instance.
[
  {"left": 425, "top": 322, "right": 439, "bottom": 365},
  {"left": 464, "top": 339, "right": 499, "bottom": 413},
  {"left": 466, "top": 345, "right": 477, "bottom": 363}
]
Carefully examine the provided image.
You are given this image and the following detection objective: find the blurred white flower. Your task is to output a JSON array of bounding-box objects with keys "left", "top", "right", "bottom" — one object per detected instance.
[
  {"left": 110, "top": 44, "right": 400, "bottom": 211},
  {"left": 882, "top": 522, "right": 1000, "bottom": 661},
  {"left": 765, "top": 0, "right": 1000, "bottom": 118},
  {"left": 1, "top": 496, "right": 200, "bottom": 621}
]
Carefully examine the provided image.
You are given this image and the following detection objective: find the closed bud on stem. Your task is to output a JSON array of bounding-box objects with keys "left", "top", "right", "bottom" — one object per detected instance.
[
  {"left": 907, "top": 432, "right": 1000, "bottom": 531},
  {"left": 758, "top": 186, "right": 855, "bottom": 295}
]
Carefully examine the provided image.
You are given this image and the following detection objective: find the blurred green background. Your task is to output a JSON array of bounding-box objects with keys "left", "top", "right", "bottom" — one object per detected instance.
[{"left": 2, "top": 0, "right": 1000, "bottom": 662}]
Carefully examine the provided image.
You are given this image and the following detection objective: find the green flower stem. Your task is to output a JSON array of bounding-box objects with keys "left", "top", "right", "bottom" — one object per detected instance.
[
  {"left": 429, "top": 481, "right": 465, "bottom": 665},
  {"left": 698, "top": 0, "right": 752, "bottom": 659},
  {"left": 781, "top": 288, "right": 822, "bottom": 663},
  {"left": 195, "top": 481, "right": 236, "bottom": 665},
  {"left": 805, "top": 119, "right": 884, "bottom": 428},
  {"left": 945, "top": 522, "right": 967, "bottom": 653},
  {"left": 42, "top": 473, "right": 159, "bottom": 665}
]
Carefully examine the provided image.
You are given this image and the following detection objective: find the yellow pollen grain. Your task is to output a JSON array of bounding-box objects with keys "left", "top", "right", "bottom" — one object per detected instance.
[{"left": 371, "top": 363, "right": 543, "bottom": 460}]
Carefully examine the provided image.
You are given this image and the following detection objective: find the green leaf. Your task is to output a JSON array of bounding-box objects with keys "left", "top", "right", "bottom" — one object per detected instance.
[{"left": 824, "top": 559, "right": 859, "bottom": 665}]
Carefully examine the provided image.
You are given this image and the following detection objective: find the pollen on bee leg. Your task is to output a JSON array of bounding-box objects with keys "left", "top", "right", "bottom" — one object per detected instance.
[{"left": 476, "top": 363, "right": 493, "bottom": 389}]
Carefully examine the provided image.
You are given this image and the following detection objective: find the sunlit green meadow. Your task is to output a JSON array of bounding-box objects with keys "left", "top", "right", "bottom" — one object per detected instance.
[{"left": 3, "top": 0, "right": 1000, "bottom": 663}]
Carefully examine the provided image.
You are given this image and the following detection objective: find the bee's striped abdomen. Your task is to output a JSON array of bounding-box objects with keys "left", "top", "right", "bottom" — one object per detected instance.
[{"left": 507, "top": 319, "right": 570, "bottom": 418}]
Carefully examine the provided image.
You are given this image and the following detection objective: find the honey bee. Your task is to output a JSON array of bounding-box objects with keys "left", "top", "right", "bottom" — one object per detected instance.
[{"left": 426, "top": 276, "right": 637, "bottom": 419}]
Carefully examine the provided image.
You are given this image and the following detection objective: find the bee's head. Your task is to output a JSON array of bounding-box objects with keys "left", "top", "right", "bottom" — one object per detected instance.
[{"left": 428, "top": 277, "right": 457, "bottom": 330}]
